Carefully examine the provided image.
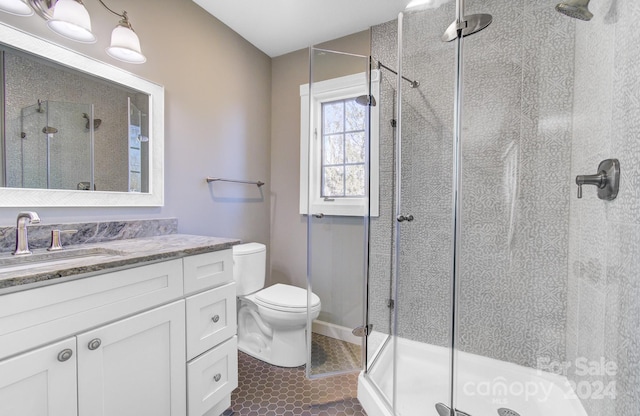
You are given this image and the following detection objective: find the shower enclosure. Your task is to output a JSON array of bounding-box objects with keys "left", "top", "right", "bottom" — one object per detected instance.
[
  {"left": 314, "top": 0, "right": 640, "bottom": 415},
  {"left": 5, "top": 100, "right": 94, "bottom": 190}
]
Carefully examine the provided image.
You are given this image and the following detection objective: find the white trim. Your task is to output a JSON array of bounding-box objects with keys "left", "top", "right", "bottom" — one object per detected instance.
[
  {"left": 300, "top": 70, "right": 380, "bottom": 217},
  {"left": 357, "top": 372, "right": 394, "bottom": 416},
  {"left": 0, "top": 22, "right": 164, "bottom": 207},
  {"left": 311, "top": 319, "right": 361, "bottom": 345}
]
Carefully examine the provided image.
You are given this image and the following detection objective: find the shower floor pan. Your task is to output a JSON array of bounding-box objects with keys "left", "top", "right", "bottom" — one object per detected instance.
[{"left": 358, "top": 332, "right": 588, "bottom": 416}]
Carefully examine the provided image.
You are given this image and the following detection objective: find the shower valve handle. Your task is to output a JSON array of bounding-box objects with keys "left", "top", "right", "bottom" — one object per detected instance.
[
  {"left": 575, "top": 159, "right": 619, "bottom": 201},
  {"left": 576, "top": 173, "right": 605, "bottom": 198}
]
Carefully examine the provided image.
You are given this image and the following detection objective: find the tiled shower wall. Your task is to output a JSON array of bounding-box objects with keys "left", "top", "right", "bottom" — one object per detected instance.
[
  {"left": 566, "top": 0, "right": 640, "bottom": 414},
  {"left": 370, "top": 0, "right": 574, "bottom": 367}
]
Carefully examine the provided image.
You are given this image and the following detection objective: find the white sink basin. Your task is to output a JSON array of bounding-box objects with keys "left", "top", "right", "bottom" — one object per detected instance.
[{"left": 0, "top": 247, "right": 125, "bottom": 274}]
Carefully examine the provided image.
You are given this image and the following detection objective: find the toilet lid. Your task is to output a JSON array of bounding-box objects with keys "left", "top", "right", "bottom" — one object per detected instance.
[{"left": 255, "top": 284, "right": 321, "bottom": 310}]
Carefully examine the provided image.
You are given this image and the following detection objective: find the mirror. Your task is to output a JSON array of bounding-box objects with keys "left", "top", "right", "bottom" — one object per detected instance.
[{"left": 0, "top": 22, "right": 163, "bottom": 207}]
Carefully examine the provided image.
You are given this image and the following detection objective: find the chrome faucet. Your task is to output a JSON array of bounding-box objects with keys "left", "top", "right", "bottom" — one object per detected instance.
[{"left": 14, "top": 211, "right": 41, "bottom": 255}]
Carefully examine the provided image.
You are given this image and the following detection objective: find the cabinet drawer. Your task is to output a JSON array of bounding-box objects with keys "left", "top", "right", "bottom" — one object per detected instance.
[
  {"left": 0, "top": 259, "right": 184, "bottom": 360},
  {"left": 183, "top": 250, "right": 233, "bottom": 295},
  {"left": 186, "top": 282, "right": 237, "bottom": 360},
  {"left": 187, "top": 336, "right": 238, "bottom": 416}
]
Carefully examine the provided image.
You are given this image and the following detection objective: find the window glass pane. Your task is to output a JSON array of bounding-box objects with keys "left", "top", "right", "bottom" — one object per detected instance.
[
  {"left": 323, "top": 101, "right": 344, "bottom": 134},
  {"left": 345, "top": 99, "right": 365, "bottom": 131},
  {"left": 345, "top": 165, "right": 365, "bottom": 196},
  {"left": 345, "top": 132, "right": 365, "bottom": 163},
  {"left": 323, "top": 134, "right": 344, "bottom": 165},
  {"left": 323, "top": 166, "right": 345, "bottom": 197}
]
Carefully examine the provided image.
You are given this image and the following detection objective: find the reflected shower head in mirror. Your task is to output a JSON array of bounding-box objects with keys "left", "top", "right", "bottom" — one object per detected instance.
[
  {"left": 556, "top": 0, "right": 593, "bottom": 21},
  {"left": 442, "top": 14, "right": 493, "bottom": 42},
  {"left": 82, "top": 112, "right": 102, "bottom": 130},
  {"left": 355, "top": 95, "right": 376, "bottom": 107}
]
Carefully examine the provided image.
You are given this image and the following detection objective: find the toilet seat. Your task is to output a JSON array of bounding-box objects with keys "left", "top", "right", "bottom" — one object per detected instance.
[{"left": 251, "top": 284, "right": 321, "bottom": 313}]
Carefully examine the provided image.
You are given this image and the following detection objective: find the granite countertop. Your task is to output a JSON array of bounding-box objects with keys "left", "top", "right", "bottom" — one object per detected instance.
[{"left": 0, "top": 234, "right": 240, "bottom": 293}]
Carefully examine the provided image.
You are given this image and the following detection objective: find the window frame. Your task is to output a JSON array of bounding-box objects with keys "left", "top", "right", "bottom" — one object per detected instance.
[{"left": 299, "top": 70, "right": 380, "bottom": 217}]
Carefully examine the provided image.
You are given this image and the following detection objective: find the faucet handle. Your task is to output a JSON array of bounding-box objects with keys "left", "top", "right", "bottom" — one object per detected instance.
[{"left": 48, "top": 229, "right": 78, "bottom": 252}]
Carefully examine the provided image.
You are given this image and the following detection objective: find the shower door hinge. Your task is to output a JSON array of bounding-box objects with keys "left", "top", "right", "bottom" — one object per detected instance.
[
  {"left": 387, "top": 299, "right": 395, "bottom": 309},
  {"left": 352, "top": 324, "right": 372, "bottom": 337}
]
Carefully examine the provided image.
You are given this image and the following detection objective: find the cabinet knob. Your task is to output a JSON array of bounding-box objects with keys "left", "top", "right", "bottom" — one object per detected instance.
[
  {"left": 57, "top": 349, "right": 73, "bottom": 362},
  {"left": 211, "top": 315, "right": 220, "bottom": 323},
  {"left": 88, "top": 338, "right": 102, "bottom": 350},
  {"left": 213, "top": 373, "right": 222, "bottom": 382}
]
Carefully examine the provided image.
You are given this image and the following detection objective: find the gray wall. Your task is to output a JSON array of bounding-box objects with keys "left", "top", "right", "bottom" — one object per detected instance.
[{"left": 0, "top": 0, "right": 272, "bottom": 254}]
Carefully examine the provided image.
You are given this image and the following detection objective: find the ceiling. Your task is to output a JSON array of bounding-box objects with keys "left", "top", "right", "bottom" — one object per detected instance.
[{"left": 192, "top": 0, "right": 412, "bottom": 58}]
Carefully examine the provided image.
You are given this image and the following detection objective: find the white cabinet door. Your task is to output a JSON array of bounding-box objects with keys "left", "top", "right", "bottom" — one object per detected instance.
[
  {"left": 77, "top": 301, "right": 186, "bottom": 416},
  {"left": 0, "top": 338, "right": 77, "bottom": 416}
]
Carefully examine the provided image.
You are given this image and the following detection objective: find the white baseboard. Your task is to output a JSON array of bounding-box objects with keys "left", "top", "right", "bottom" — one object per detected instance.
[{"left": 312, "top": 320, "right": 361, "bottom": 345}]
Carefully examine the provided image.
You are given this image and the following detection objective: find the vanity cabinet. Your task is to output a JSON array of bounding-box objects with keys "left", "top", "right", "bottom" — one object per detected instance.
[{"left": 0, "top": 248, "right": 237, "bottom": 416}]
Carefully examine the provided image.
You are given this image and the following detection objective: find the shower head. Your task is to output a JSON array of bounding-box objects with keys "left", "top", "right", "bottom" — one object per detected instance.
[
  {"left": 42, "top": 126, "right": 58, "bottom": 134},
  {"left": 355, "top": 94, "right": 376, "bottom": 107},
  {"left": 88, "top": 119, "right": 102, "bottom": 130},
  {"left": 442, "top": 14, "right": 493, "bottom": 42},
  {"left": 82, "top": 113, "right": 102, "bottom": 130},
  {"left": 556, "top": 0, "right": 593, "bottom": 21}
]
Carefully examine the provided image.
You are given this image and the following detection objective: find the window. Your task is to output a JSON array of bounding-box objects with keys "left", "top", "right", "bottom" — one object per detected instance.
[
  {"left": 321, "top": 98, "right": 366, "bottom": 198},
  {"left": 300, "top": 71, "right": 379, "bottom": 217}
]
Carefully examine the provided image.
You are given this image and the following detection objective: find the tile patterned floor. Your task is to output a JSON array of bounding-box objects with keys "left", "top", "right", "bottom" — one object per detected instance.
[
  {"left": 310, "top": 334, "right": 362, "bottom": 375},
  {"left": 223, "top": 335, "right": 367, "bottom": 416}
]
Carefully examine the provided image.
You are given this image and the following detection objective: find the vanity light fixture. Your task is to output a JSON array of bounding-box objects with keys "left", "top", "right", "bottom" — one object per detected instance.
[
  {"left": 0, "top": 0, "right": 33, "bottom": 16},
  {"left": 0, "top": 0, "right": 146, "bottom": 64},
  {"left": 47, "top": 0, "right": 95, "bottom": 43}
]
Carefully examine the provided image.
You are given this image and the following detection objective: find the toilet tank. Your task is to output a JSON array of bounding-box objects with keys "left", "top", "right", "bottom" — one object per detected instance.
[{"left": 232, "top": 243, "right": 266, "bottom": 296}]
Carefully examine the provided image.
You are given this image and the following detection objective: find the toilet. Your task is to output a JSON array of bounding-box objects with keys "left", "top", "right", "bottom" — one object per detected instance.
[{"left": 233, "top": 242, "right": 321, "bottom": 367}]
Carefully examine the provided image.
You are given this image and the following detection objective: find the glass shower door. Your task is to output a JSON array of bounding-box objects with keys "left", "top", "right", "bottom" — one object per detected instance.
[
  {"left": 364, "top": 5, "right": 459, "bottom": 415},
  {"left": 47, "top": 101, "right": 93, "bottom": 190},
  {"left": 453, "top": 0, "right": 635, "bottom": 415},
  {"left": 9, "top": 100, "right": 92, "bottom": 190},
  {"left": 305, "top": 47, "right": 371, "bottom": 378},
  {"left": 393, "top": 6, "right": 458, "bottom": 416}
]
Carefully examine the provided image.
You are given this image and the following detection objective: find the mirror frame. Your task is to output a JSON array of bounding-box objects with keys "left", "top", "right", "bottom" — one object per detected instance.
[{"left": 0, "top": 22, "right": 164, "bottom": 207}]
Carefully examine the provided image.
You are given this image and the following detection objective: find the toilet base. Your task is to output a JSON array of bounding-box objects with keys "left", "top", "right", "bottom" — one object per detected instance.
[{"left": 238, "top": 326, "right": 308, "bottom": 368}]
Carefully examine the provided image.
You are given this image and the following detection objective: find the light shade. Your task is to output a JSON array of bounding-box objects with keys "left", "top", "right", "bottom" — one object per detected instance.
[
  {"left": 106, "top": 24, "right": 146, "bottom": 64},
  {"left": 47, "top": 0, "right": 96, "bottom": 43},
  {"left": 405, "top": 0, "right": 452, "bottom": 10},
  {"left": 0, "top": 0, "right": 33, "bottom": 16}
]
